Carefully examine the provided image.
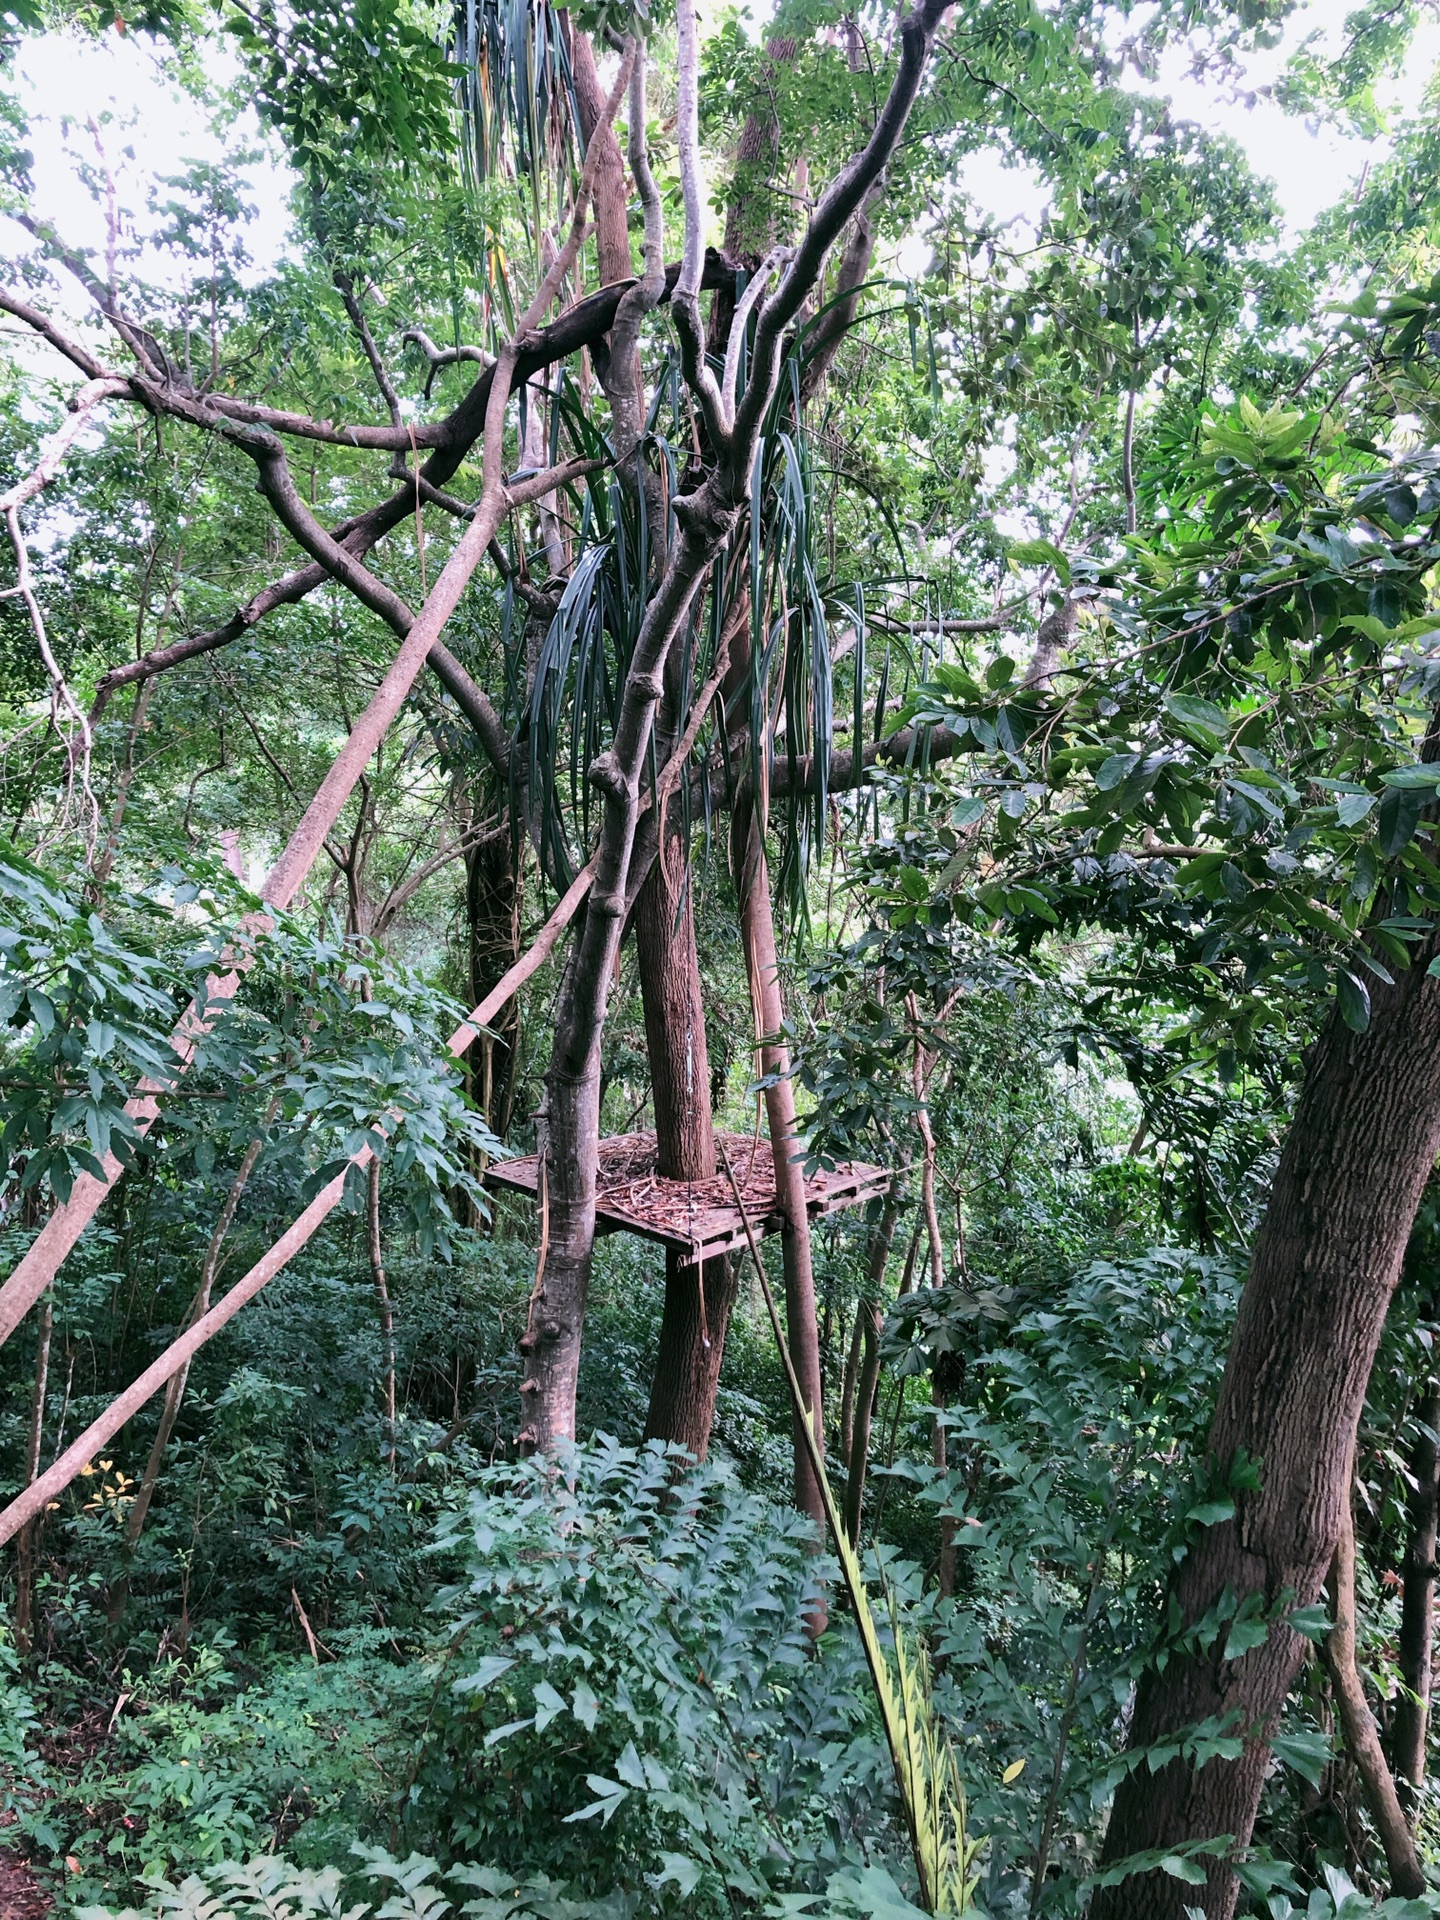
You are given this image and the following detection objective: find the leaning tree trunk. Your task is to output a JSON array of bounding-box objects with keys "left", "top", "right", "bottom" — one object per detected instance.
[
  {"left": 13, "top": 1287, "right": 51, "bottom": 1652},
  {"left": 637, "top": 815, "right": 738, "bottom": 1459},
  {"left": 1392, "top": 1378, "right": 1440, "bottom": 1807},
  {"left": 1091, "top": 937, "right": 1440, "bottom": 1920}
]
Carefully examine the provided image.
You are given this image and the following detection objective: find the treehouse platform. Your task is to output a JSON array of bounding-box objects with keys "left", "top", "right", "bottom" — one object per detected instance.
[{"left": 484, "top": 1130, "right": 891, "bottom": 1266}]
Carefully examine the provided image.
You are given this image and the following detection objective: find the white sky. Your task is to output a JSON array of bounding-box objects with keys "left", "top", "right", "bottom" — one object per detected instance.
[
  {"left": 3, "top": 0, "right": 1438, "bottom": 331},
  {"left": 937, "top": 0, "right": 1440, "bottom": 260}
]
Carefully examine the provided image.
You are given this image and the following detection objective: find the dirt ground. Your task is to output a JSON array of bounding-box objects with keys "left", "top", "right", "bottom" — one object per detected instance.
[{"left": 0, "top": 1847, "right": 49, "bottom": 1919}]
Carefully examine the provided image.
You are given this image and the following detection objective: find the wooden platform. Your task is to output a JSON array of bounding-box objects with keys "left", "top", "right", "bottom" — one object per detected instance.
[{"left": 484, "top": 1130, "right": 891, "bottom": 1265}]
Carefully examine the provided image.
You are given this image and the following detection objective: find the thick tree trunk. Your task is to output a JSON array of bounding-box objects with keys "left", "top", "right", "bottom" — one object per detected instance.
[
  {"left": 736, "top": 803, "right": 824, "bottom": 1530},
  {"left": 1091, "top": 939, "right": 1440, "bottom": 1920},
  {"left": 568, "top": 26, "right": 632, "bottom": 289},
  {"left": 1393, "top": 1379, "right": 1440, "bottom": 1805},
  {"left": 518, "top": 0, "right": 949, "bottom": 1459},
  {"left": 637, "top": 818, "right": 737, "bottom": 1459}
]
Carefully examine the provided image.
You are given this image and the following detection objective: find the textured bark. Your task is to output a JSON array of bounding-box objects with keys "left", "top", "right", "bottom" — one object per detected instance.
[
  {"left": 722, "top": 37, "right": 799, "bottom": 263},
  {"left": 569, "top": 27, "right": 632, "bottom": 289},
  {"left": 644, "top": 1254, "right": 737, "bottom": 1458},
  {"left": 1091, "top": 936, "right": 1440, "bottom": 1920},
  {"left": 1323, "top": 1505, "right": 1426, "bottom": 1897},
  {"left": 1393, "top": 1380, "right": 1440, "bottom": 1804},
  {"left": 522, "top": 509, "right": 729, "bottom": 1454},
  {"left": 840, "top": 1302, "right": 865, "bottom": 1465},
  {"left": 637, "top": 818, "right": 738, "bottom": 1460},
  {"left": 706, "top": 34, "right": 800, "bottom": 360}
]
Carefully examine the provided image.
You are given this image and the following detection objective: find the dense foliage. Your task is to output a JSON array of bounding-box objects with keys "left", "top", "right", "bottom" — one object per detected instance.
[{"left": 5, "top": 0, "right": 1440, "bottom": 1914}]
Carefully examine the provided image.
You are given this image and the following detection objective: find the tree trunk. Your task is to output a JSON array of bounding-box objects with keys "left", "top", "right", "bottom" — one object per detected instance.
[
  {"left": 367, "top": 1156, "right": 397, "bottom": 1459},
  {"left": 840, "top": 1301, "right": 865, "bottom": 1465},
  {"left": 1324, "top": 1502, "right": 1426, "bottom": 1897},
  {"left": 13, "top": 1289, "right": 51, "bottom": 1652},
  {"left": 517, "top": 0, "right": 950, "bottom": 1458},
  {"left": 568, "top": 25, "right": 632, "bottom": 289},
  {"left": 637, "top": 817, "right": 738, "bottom": 1459},
  {"left": 465, "top": 825, "right": 521, "bottom": 1140},
  {"left": 1393, "top": 1379, "right": 1440, "bottom": 1806},
  {"left": 736, "top": 802, "right": 824, "bottom": 1530},
  {"left": 843, "top": 1180, "right": 903, "bottom": 1542},
  {"left": 1091, "top": 940, "right": 1440, "bottom": 1920}
]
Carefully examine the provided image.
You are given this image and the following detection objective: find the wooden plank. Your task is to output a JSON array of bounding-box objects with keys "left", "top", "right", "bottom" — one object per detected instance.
[{"left": 484, "top": 1130, "right": 891, "bottom": 1263}]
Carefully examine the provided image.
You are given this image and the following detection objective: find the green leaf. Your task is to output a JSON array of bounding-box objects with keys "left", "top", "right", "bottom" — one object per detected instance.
[
  {"left": 1222, "top": 1614, "right": 1271, "bottom": 1660},
  {"left": 1286, "top": 1604, "right": 1331, "bottom": 1643},
  {"left": 1007, "top": 537, "right": 1070, "bottom": 584},
  {"left": 654, "top": 1854, "right": 704, "bottom": 1896},
  {"left": 1379, "top": 784, "right": 1426, "bottom": 856},
  {"left": 1271, "top": 1727, "right": 1330, "bottom": 1788},
  {"left": 1335, "top": 970, "right": 1371, "bottom": 1033},
  {"left": 1185, "top": 1500, "right": 1235, "bottom": 1528},
  {"left": 571, "top": 1678, "right": 599, "bottom": 1730},
  {"left": 455, "top": 1655, "right": 514, "bottom": 1694},
  {"left": 562, "top": 1776, "right": 628, "bottom": 1825},
  {"left": 1164, "top": 694, "right": 1228, "bottom": 742},
  {"left": 614, "top": 1741, "right": 647, "bottom": 1790},
  {"left": 1336, "top": 792, "right": 1376, "bottom": 826},
  {"left": 1380, "top": 764, "right": 1440, "bottom": 790},
  {"left": 1159, "top": 1855, "right": 1209, "bottom": 1885},
  {"left": 1096, "top": 753, "right": 1140, "bottom": 792},
  {"left": 532, "top": 1680, "right": 566, "bottom": 1731},
  {"left": 483, "top": 1716, "right": 533, "bottom": 1747},
  {"left": 1340, "top": 614, "right": 1392, "bottom": 642}
]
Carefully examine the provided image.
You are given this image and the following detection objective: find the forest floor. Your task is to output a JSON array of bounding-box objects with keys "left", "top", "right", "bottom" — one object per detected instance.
[{"left": 0, "top": 1834, "right": 49, "bottom": 1918}]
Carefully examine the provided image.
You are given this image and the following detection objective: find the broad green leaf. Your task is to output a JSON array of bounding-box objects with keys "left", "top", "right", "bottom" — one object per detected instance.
[
  {"left": 1335, "top": 792, "right": 1376, "bottom": 826},
  {"left": 1164, "top": 694, "right": 1228, "bottom": 741},
  {"left": 1271, "top": 1727, "right": 1330, "bottom": 1788},
  {"left": 455, "top": 1656, "right": 514, "bottom": 1694}
]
